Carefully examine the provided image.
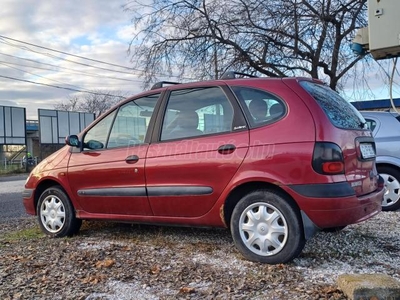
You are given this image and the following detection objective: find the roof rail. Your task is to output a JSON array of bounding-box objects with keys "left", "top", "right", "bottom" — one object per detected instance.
[
  {"left": 220, "top": 71, "right": 258, "bottom": 79},
  {"left": 151, "top": 81, "right": 180, "bottom": 90}
]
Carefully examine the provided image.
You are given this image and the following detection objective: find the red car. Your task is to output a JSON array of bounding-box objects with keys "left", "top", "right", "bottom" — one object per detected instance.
[{"left": 23, "top": 73, "right": 384, "bottom": 264}]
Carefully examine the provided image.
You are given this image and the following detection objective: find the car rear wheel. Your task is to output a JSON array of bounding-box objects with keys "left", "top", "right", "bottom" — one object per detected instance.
[
  {"left": 230, "top": 190, "right": 305, "bottom": 264},
  {"left": 378, "top": 166, "right": 400, "bottom": 211},
  {"left": 37, "top": 186, "right": 82, "bottom": 237}
]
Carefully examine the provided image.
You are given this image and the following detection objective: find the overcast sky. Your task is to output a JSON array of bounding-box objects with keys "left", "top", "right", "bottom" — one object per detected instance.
[
  {"left": 1, "top": 1, "right": 399, "bottom": 120},
  {"left": 0, "top": 0, "right": 144, "bottom": 119}
]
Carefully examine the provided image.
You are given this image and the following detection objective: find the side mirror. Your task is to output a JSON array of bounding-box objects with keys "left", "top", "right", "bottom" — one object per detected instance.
[{"left": 65, "top": 135, "right": 80, "bottom": 147}]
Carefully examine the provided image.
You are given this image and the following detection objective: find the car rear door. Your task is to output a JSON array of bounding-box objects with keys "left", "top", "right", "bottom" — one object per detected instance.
[{"left": 145, "top": 84, "right": 249, "bottom": 218}]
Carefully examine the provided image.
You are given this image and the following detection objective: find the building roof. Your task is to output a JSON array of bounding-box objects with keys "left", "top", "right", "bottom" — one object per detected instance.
[{"left": 350, "top": 98, "right": 400, "bottom": 110}]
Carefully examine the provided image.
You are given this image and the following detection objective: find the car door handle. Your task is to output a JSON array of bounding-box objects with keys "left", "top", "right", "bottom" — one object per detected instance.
[
  {"left": 125, "top": 155, "right": 139, "bottom": 163},
  {"left": 218, "top": 144, "right": 236, "bottom": 154}
]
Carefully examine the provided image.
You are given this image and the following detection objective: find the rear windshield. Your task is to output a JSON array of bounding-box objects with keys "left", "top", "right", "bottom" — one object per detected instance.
[{"left": 300, "top": 81, "right": 367, "bottom": 130}]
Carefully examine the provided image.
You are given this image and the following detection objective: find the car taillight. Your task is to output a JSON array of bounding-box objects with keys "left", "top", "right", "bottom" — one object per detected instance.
[{"left": 312, "top": 142, "right": 344, "bottom": 175}]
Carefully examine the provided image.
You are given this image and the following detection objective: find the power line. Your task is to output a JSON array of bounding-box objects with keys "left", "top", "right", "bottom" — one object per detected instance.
[
  {"left": 0, "top": 35, "right": 195, "bottom": 80},
  {"left": 0, "top": 36, "right": 198, "bottom": 97},
  {"left": 0, "top": 61, "right": 94, "bottom": 93},
  {"left": 0, "top": 40, "right": 140, "bottom": 76},
  {"left": 0, "top": 35, "right": 135, "bottom": 71},
  {"left": 0, "top": 53, "right": 142, "bottom": 82},
  {"left": 0, "top": 74, "right": 127, "bottom": 98}
]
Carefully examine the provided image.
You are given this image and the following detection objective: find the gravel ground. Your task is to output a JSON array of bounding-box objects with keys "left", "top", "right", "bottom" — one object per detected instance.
[{"left": 0, "top": 211, "right": 399, "bottom": 300}]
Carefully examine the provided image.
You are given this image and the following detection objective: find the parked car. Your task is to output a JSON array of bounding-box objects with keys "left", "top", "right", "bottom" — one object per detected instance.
[
  {"left": 23, "top": 72, "right": 384, "bottom": 264},
  {"left": 361, "top": 111, "right": 400, "bottom": 211}
]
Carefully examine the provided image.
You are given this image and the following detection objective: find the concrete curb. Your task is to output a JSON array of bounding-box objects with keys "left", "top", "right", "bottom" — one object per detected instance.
[{"left": 337, "top": 274, "right": 400, "bottom": 300}]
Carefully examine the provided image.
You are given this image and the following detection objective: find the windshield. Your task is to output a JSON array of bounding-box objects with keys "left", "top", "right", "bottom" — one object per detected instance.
[{"left": 300, "top": 81, "right": 367, "bottom": 130}]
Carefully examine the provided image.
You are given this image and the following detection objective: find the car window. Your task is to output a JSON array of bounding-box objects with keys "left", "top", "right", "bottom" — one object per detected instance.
[
  {"left": 230, "top": 86, "right": 286, "bottom": 127},
  {"left": 161, "top": 87, "right": 234, "bottom": 140},
  {"left": 83, "top": 94, "right": 159, "bottom": 150},
  {"left": 364, "top": 118, "right": 377, "bottom": 131},
  {"left": 83, "top": 110, "right": 116, "bottom": 150},
  {"left": 107, "top": 95, "right": 159, "bottom": 148},
  {"left": 300, "top": 81, "right": 367, "bottom": 130}
]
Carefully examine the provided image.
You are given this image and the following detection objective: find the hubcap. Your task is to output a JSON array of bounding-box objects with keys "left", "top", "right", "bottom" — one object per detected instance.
[
  {"left": 40, "top": 195, "right": 66, "bottom": 233},
  {"left": 239, "top": 202, "right": 288, "bottom": 256},
  {"left": 381, "top": 173, "right": 400, "bottom": 208}
]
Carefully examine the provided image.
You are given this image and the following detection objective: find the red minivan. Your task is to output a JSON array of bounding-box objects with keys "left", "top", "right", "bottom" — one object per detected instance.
[{"left": 23, "top": 72, "right": 384, "bottom": 264}]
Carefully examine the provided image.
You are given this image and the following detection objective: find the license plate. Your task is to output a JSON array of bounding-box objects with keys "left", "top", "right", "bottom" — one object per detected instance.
[{"left": 360, "top": 143, "right": 375, "bottom": 159}]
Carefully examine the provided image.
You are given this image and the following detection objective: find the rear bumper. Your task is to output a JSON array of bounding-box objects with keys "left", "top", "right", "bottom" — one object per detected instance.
[
  {"left": 289, "top": 181, "right": 355, "bottom": 198},
  {"left": 287, "top": 180, "right": 384, "bottom": 228},
  {"left": 22, "top": 188, "right": 36, "bottom": 215}
]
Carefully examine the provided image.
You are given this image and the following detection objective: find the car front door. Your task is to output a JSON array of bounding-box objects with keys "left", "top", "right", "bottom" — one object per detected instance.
[
  {"left": 67, "top": 93, "right": 160, "bottom": 216},
  {"left": 145, "top": 85, "right": 249, "bottom": 218}
]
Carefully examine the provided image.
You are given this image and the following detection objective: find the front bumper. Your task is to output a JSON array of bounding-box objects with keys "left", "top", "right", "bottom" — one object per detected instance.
[{"left": 22, "top": 188, "right": 36, "bottom": 215}]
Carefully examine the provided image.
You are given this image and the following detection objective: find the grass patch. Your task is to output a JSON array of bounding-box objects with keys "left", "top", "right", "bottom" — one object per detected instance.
[
  {"left": 3, "top": 227, "right": 44, "bottom": 242},
  {"left": 0, "top": 165, "right": 29, "bottom": 176}
]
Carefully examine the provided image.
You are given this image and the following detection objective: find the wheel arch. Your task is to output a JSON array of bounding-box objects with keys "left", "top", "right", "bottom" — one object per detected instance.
[
  {"left": 33, "top": 180, "right": 67, "bottom": 214},
  {"left": 376, "top": 162, "right": 400, "bottom": 173},
  {"left": 223, "top": 181, "right": 301, "bottom": 229}
]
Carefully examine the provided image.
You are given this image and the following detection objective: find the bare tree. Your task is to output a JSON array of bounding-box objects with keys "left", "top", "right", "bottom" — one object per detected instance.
[
  {"left": 54, "top": 90, "right": 127, "bottom": 117},
  {"left": 54, "top": 96, "right": 80, "bottom": 112},
  {"left": 124, "top": 0, "right": 369, "bottom": 91}
]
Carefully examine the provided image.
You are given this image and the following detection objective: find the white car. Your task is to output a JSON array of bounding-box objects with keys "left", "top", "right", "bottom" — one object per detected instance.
[{"left": 362, "top": 111, "right": 400, "bottom": 211}]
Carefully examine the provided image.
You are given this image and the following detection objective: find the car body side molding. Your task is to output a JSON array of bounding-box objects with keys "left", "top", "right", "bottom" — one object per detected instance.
[
  {"left": 77, "top": 187, "right": 147, "bottom": 197},
  {"left": 147, "top": 186, "right": 213, "bottom": 196}
]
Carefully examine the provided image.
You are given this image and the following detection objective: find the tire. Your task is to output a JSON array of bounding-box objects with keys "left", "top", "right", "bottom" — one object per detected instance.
[
  {"left": 377, "top": 166, "right": 400, "bottom": 211},
  {"left": 37, "top": 186, "right": 82, "bottom": 237},
  {"left": 230, "top": 190, "right": 305, "bottom": 264}
]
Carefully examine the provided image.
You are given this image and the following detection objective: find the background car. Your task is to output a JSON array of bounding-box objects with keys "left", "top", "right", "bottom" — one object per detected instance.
[{"left": 361, "top": 111, "right": 400, "bottom": 211}]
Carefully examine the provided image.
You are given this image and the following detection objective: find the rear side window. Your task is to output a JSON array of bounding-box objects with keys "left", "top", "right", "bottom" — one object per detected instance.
[
  {"left": 300, "top": 81, "right": 366, "bottom": 130},
  {"left": 230, "top": 86, "right": 286, "bottom": 127},
  {"left": 364, "top": 118, "right": 377, "bottom": 131}
]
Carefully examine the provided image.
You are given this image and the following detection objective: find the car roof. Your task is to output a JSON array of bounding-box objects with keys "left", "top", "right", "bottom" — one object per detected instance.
[
  {"left": 360, "top": 111, "right": 399, "bottom": 118},
  {"left": 148, "top": 76, "right": 319, "bottom": 92}
]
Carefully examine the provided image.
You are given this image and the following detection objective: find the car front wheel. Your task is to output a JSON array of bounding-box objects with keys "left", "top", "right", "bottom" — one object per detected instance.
[
  {"left": 230, "top": 190, "right": 305, "bottom": 264},
  {"left": 378, "top": 166, "right": 400, "bottom": 211},
  {"left": 37, "top": 186, "right": 82, "bottom": 237}
]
